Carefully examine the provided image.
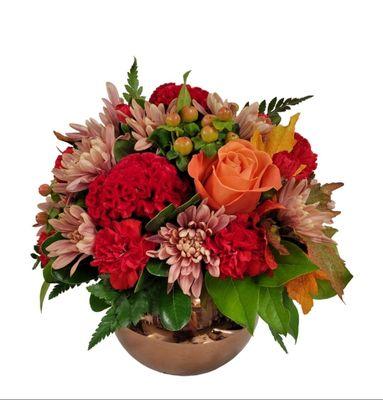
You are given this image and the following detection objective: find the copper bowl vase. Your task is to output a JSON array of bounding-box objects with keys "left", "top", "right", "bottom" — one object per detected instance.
[{"left": 115, "top": 321, "right": 253, "bottom": 376}]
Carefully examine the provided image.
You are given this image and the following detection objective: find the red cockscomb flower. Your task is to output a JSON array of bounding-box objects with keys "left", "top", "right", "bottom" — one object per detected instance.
[
  {"left": 54, "top": 147, "right": 74, "bottom": 169},
  {"left": 91, "top": 219, "right": 154, "bottom": 290},
  {"left": 149, "top": 83, "right": 209, "bottom": 110},
  {"left": 206, "top": 214, "right": 277, "bottom": 280},
  {"left": 273, "top": 133, "right": 317, "bottom": 180},
  {"left": 115, "top": 103, "right": 132, "bottom": 123},
  {"left": 86, "top": 152, "right": 189, "bottom": 227}
]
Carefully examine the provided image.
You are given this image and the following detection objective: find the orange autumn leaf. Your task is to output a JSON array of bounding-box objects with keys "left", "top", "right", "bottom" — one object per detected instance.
[{"left": 286, "top": 270, "right": 329, "bottom": 314}]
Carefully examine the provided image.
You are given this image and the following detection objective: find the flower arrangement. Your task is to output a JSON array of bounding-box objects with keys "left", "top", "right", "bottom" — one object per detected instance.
[{"left": 32, "top": 59, "right": 352, "bottom": 354}]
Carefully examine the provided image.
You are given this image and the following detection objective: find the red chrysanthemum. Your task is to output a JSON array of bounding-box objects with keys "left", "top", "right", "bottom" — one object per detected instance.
[
  {"left": 206, "top": 214, "right": 277, "bottom": 280},
  {"left": 37, "top": 231, "right": 52, "bottom": 267},
  {"left": 149, "top": 83, "right": 209, "bottom": 110},
  {"left": 54, "top": 147, "right": 74, "bottom": 169},
  {"left": 91, "top": 219, "right": 154, "bottom": 290},
  {"left": 115, "top": 103, "right": 132, "bottom": 123},
  {"left": 273, "top": 133, "right": 317, "bottom": 180},
  {"left": 86, "top": 152, "right": 189, "bottom": 227}
]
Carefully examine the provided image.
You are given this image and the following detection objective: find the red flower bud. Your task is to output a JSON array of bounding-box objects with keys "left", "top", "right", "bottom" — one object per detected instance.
[{"left": 35, "top": 212, "right": 48, "bottom": 225}]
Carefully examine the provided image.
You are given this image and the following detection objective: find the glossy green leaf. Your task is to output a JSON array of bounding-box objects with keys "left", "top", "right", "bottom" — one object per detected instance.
[
  {"left": 269, "top": 327, "right": 288, "bottom": 353},
  {"left": 113, "top": 138, "right": 135, "bottom": 162},
  {"left": 146, "top": 259, "right": 169, "bottom": 277},
  {"left": 52, "top": 260, "right": 98, "bottom": 285},
  {"left": 87, "top": 280, "right": 120, "bottom": 304},
  {"left": 41, "top": 232, "right": 63, "bottom": 255},
  {"left": 39, "top": 281, "right": 50, "bottom": 312},
  {"left": 258, "top": 287, "right": 290, "bottom": 335},
  {"left": 170, "top": 193, "right": 201, "bottom": 218},
  {"left": 134, "top": 269, "right": 154, "bottom": 293},
  {"left": 145, "top": 204, "right": 176, "bottom": 233},
  {"left": 283, "top": 293, "right": 299, "bottom": 342},
  {"left": 158, "top": 286, "right": 192, "bottom": 331},
  {"left": 205, "top": 274, "right": 260, "bottom": 334},
  {"left": 212, "top": 119, "right": 234, "bottom": 131},
  {"left": 42, "top": 261, "right": 58, "bottom": 283},
  {"left": 256, "top": 241, "right": 318, "bottom": 287},
  {"left": 89, "top": 294, "right": 110, "bottom": 312}
]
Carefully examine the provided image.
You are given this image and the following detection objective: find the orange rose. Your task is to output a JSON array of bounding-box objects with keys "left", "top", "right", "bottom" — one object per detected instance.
[{"left": 188, "top": 139, "right": 282, "bottom": 214}]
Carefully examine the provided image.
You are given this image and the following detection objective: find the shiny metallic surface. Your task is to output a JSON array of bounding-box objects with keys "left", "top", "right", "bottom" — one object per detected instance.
[{"left": 115, "top": 322, "right": 253, "bottom": 376}]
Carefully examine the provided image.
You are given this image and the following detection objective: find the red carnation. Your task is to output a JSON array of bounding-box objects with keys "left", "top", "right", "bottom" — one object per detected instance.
[
  {"left": 86, "top": 153, "right": 189, "bottom": 227},
  {"left": 91, "top": 219, "right": 154, "bottom": 290},
  {"left": 149, "top": 83, "right": 209, "bottom": 110},
  {"left": 37, "top": 231, "right": 52, "bottom": 267},
  {"left": 115, "top": 103, "right": 132, "bottom": 123},
  {"left": 206, "top": 214, "right": 277, "bottom": 280},
  {"left": 54, "top": 147, "right": 74, "bottom": 169},
  {"left": 273, "top": 133, "right": 317, "bottom": 180}
]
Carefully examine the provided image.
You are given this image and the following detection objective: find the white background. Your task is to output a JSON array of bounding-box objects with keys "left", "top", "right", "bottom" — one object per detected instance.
[{"left": 0, "top": 0, "right": 382, "bottom": 398}]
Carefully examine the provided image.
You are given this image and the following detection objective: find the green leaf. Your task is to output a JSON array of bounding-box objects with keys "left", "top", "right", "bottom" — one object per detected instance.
[
  {"left": 89, "top": 294, "right": 110, "bottom": 312},
  {"left": 283, "top": 293, "right": 299, "bottom": 342},
  {"left": 49, "top": 282, "right": 74, "bottom": 300},
  {"left": 202, "top": 143, "right": 218, "bottom": 157},
  {"left": 170, "top": 193, "right": 201, "bottom": 218},
  {"left": 113, "top": 138, "right": 135, "bottom": 162},
  {"left": 166, "top": 148, "right": 179, "bottom": 160},
  {"left": 117, "top": 291, "right": 150, "bottom": 327},
  {"left": 176, "top": 155, "right": 189, "bottom": 171},
  {"left": 205, "top": 274, "right": 260, "bottom": 334},
  {"left": 88, "top": 306, "right": 118, "bottom": 350},
  {"left": 176, "top": 70, "right": 192, "bottom": 112},
  {"left": 269, "top": 327, "right": 288, "bottom": 353},
  {"left": 134, "top": 269, "right": 156, "bottom": 294},
  {"left": 212, "top": 119, "right": 234, "bottom": 131},
  {"left": 146, "top": 259, "right": 169, "bottom": 277},
  {"left": 314, "top": 267, "right": 353, "bottom": 300},
  {"left": 42, "top": 261, "right": 58, "bottom": 283},
  {"left": 145, "top": 203, "right": 176, "bottom": 233},
  {"left": 183, "top": 122, "right": 200, "bottom": 136},
  {"left": 41, "top": 232, "right": 63, "bottom": 255},
  {"left": 40, "top": 281, "right": 50, "bottom": 312},
  {"left": 255, "top": 241, "right": 318, "bottom": 287},
  {"left": 258, "top": 287, "right": 290, "bottom": 335},
  {"left": 123, "top": 57, "right": 145, "bottom": 105},
  {"left": 192, "top": 136, "right": 204, "bottom": 150},
  {"left": 148, "top": 128, "right": 172, "bottom": 150},
  {"left": 87, "top": 281, "right": 120, "bottom": 304},
  {"left": 52, "top": 261, "right": 98, "bottom": 285},
  {"left": 158, "top": 286, "right": 192, "bottom": 331},
  {"left": 258, "top": 100, "right": 266, "bottom": 114}
]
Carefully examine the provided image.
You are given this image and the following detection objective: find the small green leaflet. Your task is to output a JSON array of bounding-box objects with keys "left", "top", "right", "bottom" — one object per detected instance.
[
  {"left": 176, "top": 70, "right": 192, "bottom": 112},
  {"left": 258, "top": 96, "right": 313, "bottom": 125},
  {"left": 88, "top": 307, "right": 118, "bottom": 350},
  {"left": 146, "top": 259, "right": 169, "bottom": 277},
  {"left": 87, "top": 281, "right": 120, "bottom": 305},
  {"left": 123, "top": 57, "right": 145, "bottom": 105},
  {"left": 49, "top": 282, "right": 75, "bottom": 300},
  {"left": 270, "top": 327, "right": 288, "bottom": 353}
]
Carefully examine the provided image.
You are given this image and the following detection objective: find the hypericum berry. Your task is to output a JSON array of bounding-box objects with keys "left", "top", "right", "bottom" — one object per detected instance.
[
  {"left": 225, "top": 131, "right": 239, "bottom": 143},
  {"left": 201, "top": 114, "right": 215, "bottom": 127},
  {"left": 38, "top": 184, "right": 51, "bottom": 196},
  {"left": 166, "top": 113, "right": 181, "bottom": 127},
  {"left": 180, "top": 106, "right": 198, "bottom": 123},
  {"left": 35, "top": 212, "right": 48, "bottom": 225},
  {"left": 174, "top": 137, "right": 193, "bottom": 155},
  {"left": 216, "top": 106, "right": 233, "bottom": 122},
  {"left": 201, "top": 126, "right": 218, "bottom": 143}
]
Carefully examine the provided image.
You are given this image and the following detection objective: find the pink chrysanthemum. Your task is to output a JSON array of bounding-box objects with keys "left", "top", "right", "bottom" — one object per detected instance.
[
  {"left": 47, "top": 205, "right": 96, "bottom": 275},
  {"left": 53, "top": 124, "right": 116, "bottom": 193},
  {"left": 146, "top": 201, "right": 236, "bottom": 298},
  {"left": 278, "top": 178, "right": 334, "bottom": 243}
]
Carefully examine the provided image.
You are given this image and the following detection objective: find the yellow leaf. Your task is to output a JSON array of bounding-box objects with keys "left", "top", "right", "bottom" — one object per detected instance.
[
  {"left": 250, "top": 129, "right": 265, "bottom": 151},
  {"left": 251, "top": 113, "right": 300, "bottom": 157}
]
